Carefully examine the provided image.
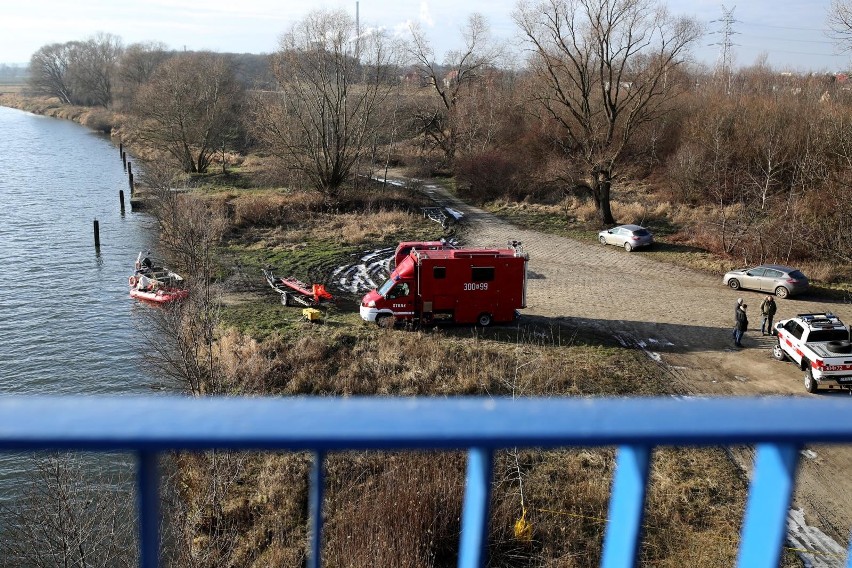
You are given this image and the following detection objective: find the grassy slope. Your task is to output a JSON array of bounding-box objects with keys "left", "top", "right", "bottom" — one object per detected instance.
[{"left": 168, "top": 180, "right": 795, "bottom": 567}]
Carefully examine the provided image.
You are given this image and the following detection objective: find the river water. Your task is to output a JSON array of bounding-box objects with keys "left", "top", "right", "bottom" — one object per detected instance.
[
  {"left": 0, "top": 105, "right": 156, "bottom": 397},
  {"left": 0, "top": 104, "right": 165, "bottom": 539}
]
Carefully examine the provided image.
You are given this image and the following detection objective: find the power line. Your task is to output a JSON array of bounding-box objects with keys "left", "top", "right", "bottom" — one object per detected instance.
[
  {"left": 736, "top": 19, "right": 831, "bottom": 33},
  {"left": 734, "top": 45, "right": 848, "bottom": 57},
  {"left": 747, "top": 35, "right": 837, "bottom": 45}
]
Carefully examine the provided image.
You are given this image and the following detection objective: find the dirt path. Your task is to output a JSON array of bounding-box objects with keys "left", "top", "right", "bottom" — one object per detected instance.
[{"left": 415, "top": 180, "right": 852, "bottom": 566}]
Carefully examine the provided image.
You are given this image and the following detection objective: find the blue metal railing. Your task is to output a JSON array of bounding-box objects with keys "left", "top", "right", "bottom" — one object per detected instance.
[{"left": 1, "top": 396, "right": 852, "bottom": 568}]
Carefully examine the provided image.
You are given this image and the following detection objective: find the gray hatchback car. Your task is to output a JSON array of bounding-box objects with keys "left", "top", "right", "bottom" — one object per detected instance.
[
  {"left": 722, "top": 264, "right": 809, "bottom": 298},
  {"left": 598, "top": 224, "right": 654, "bottom": 252}
]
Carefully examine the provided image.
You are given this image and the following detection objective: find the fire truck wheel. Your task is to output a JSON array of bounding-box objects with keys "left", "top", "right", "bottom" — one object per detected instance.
[
  {"left": 376, "top": 314, "right": 394, "bottom": 329},
  {"left": 771, "top": 342, "right": 787, "bottom": 361},
  {"left": 477, "top": 313, "right": 492, "bottom": 327},
  {"left": 804, "top": 368, "right": 818, "bottom": 394}
]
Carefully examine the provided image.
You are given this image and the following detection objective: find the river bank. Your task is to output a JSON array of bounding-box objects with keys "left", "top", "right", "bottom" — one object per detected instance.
[
  {"left": 0, "top": 93, "right": 827, "bottom": 568},
  {"left": 0, "top": 93, "right": 126, "bottom": 133}
]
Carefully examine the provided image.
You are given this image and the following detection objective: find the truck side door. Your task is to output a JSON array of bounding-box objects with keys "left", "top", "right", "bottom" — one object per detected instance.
[
  {"left": 780, "top": 320, "right": 806, "bottom": 364},
  {"left": 386, "top": 281, "right": 415, "bottom": 319}
]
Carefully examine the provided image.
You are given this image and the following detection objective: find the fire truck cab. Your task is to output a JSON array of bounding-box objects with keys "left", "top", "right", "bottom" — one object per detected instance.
[{"left": 361, "top": 241, "right": 528, "bottom": 327}]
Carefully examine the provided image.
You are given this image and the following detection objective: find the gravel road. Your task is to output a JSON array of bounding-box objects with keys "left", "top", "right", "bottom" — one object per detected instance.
[{"left": 415, "top": 179, "right": 852, "bottom": 567}]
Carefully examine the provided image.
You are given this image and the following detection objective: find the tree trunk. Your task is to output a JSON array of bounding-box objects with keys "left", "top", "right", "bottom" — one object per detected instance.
[{"left": 591, "top": 168, "right": 616, "bottom": 226}]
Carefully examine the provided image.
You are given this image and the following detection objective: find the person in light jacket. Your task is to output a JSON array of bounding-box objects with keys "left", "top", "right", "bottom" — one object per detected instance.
[{"left": 734, "top": 304, "right": 749, "bottom": 348}]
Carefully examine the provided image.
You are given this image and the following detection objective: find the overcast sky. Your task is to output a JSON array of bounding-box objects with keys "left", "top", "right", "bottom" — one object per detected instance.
[{"left": 1, "top": 0, "right": 849, "bottom": 72}]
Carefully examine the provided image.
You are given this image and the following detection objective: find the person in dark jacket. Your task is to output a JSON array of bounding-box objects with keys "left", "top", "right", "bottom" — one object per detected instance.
[
  {"left": 732, "top": 298, "right": 743, "bottom": 343},
  {"left": 734, "top": 304, "right": 749, "bottom": 347},
  {"left": 760, "top": 295, "right": 777, "bottom": 335}
]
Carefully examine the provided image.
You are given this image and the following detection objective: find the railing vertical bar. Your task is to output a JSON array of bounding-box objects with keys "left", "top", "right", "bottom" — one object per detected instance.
[
  {"left": 602, "top": 444, "right": 651, "bottom": 568},
  {"left": 737, "top": 443, "right": 800, "bottom": 568},
  {"left": 137, "top": 450, "right": 160, "bottom": 568},
  {"left": 846, "top": 534, "right": 852, "bottom": 568},
  {"left": 458, "top": 447, "right": 494, "bottom": 568},
  {"left": 307, "top": 450, "right": 325, "bottom": 568}
]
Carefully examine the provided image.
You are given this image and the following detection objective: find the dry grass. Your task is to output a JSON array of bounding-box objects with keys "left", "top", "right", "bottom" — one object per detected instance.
[
  {"left": 152, "top": 179, "right": 760, "bottom": 568},
  {"left": 162, "top": 319, "right": 753, "bottom": 567},
  {"left": 229, "top": 188, "right": 430, "bottom": 247},
  {"left": 114, "top": 161, "right": 766, "bottom": 566}
]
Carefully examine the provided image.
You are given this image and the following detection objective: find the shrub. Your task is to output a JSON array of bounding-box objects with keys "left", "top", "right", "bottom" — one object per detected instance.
[
  {"left": 80, "top": 108, "right": 116, "bottom": 134},
  {"left": 455, "top": 150, "right": 524, "bottom": 203}
]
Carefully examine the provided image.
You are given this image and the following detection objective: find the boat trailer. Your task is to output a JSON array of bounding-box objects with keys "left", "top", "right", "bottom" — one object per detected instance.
[{"left": 263, "top": 268, "right": 334, "bottom": 307}]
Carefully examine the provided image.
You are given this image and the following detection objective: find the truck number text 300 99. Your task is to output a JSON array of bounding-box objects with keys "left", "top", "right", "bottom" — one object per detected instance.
[{"left": 463, "top": 282, "right": 489, "bottom": 291}]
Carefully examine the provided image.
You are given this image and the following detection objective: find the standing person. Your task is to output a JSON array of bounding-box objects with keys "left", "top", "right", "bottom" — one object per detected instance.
[
  {"left": 734, "top": 303, "right": 749, "bottom": 348},
  {"left": 760, "top": 295, "right": 777, "bottom": 336},
  {"left": 732, "top": 298, "right": 744, "bottom": 343}
]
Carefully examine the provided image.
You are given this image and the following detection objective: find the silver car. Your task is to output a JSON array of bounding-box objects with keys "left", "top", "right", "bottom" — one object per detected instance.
[
  {"left": 723, "top": 264, "right": 809, "bottom": 298},
  {"left": 598, "top": 224, "right": 654, "bottom": 252}
]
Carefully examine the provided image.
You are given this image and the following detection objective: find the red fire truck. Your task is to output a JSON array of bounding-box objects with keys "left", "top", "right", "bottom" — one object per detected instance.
[{"left": 360, "top": 241, "right": 529, "bottom": 327}]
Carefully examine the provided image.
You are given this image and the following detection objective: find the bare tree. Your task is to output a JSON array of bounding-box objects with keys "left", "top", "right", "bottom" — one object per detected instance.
[
  {"left": 66, "top": 33, "right": 124, "bottom": 107},
  {"left": 28, "top": 36, "right": 123, "bottom": 107},
  {"left": 115, "top": 41, "right": 171, "bottom": 108},
  {"left": 829, "top": 0, "right": 852, "bottom": 51},
  {"left": 251, "top": 9, "right": 400, "bottom": 198},
  {"left": 119, "top": 42, "right": 170, "bottom": 87},
  {"left": 0, "top": 453, "right": 136, "bottom": 568},
  {"left": 133, "top": 52, "right": 244, "bottom": 174},
  {"left": 515, "top": 0, "right": 702, "bottom": 225},
  {"left": 135, "top": 163, "right": 227, "bottom": 396},
  {"left": 28, "top": 42, "right": 78, "bottom": 104},
  {"left": 408, "top": 13, "right": 503, "bottom": 164}
]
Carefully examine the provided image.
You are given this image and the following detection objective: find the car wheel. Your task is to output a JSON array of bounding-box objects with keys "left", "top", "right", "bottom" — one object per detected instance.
[
  {"left": 775, "top": 286, "right": 789, "bottom": 299},
  {"left": 599, "top": 236, "right": 607, "bottom": 245},
  {"left": 804, "top": 368, "right": 818, "bottom": 394},
  {"left": 728, "top": 279, "right": 740, "bottom": 290},
  {"left": 623, "top": 242, "right": 633, "bottom": 252},
  {"left": 772, "top": 342, "right": 787, "bottom": 361},
  {"left": 477, "top": 313, "right": 492, "bottom": 327}
]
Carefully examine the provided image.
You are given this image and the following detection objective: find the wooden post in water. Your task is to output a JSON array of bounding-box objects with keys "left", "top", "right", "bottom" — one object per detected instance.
[
  {"left": 93, "top": 219, "right": 101, "bottom": 248},
  {"left": 129, "top": 171, "right": 134, "bottom": 195},
  {"left": 119, "top": 190, "right": 125, "bottom": 213},
  {"left": 122, "top": 151, "right": 127, "bottom": 172}
]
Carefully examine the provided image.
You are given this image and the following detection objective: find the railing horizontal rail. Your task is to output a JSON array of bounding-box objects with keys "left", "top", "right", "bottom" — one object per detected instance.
[
  {"left": 2, "top": 395, "right": 852, "bottom": 450},
  {"left": 1, "top": 395, "right": 851, "bottom": 568}
]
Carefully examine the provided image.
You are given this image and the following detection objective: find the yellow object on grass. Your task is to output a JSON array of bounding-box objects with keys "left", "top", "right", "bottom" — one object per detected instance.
[
  {"left": 514, "top": 508, "right": 533, "bottom": 542},
  {"left": 302, "top": 308, "right": 321, "bottom": 322}
]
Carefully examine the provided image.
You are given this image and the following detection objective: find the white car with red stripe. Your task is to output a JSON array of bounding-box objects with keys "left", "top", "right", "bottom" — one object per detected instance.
[{"left": 773, "top": 313, "right": 852, "bottom": 393}]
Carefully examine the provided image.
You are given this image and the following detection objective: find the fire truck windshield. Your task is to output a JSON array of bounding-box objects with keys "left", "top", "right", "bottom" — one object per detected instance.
[{"left": 377, "top": 278, "right": 395, "bottom": 297}]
